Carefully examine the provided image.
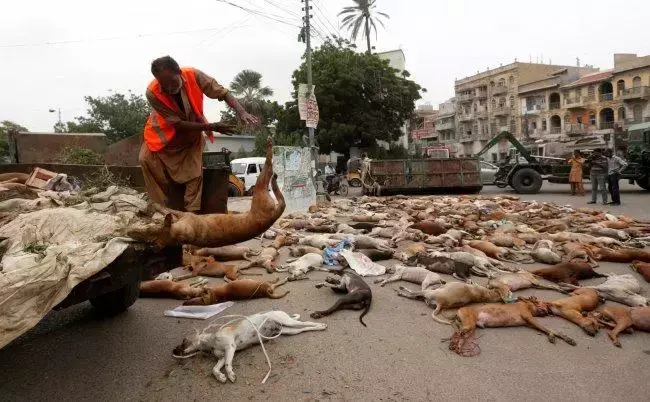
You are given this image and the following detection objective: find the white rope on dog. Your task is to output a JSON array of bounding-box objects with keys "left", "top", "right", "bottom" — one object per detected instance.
[{"left": 200, "top": 314, "right": 284, "bottom": 384}]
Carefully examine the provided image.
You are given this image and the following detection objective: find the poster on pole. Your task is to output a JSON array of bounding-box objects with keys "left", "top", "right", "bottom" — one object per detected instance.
[
  {"left": 298, "top": 83, "right": 319, "bottom": 128},
  {"left": 272, "top": 146, "right": 316, "bottom": 213}
]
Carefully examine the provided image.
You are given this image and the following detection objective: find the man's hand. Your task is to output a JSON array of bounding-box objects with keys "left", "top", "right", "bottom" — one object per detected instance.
[
  {"left": 206, "top": 122, "right": 237, "bottom": 135},
  {"left": 238, "top": 112, "right": 259, "bottom": 127}
]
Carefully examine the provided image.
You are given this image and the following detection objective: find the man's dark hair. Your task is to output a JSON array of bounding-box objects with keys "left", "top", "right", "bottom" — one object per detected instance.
[{"left": 151, "top": 56, "right": 181, "bottom": 76}]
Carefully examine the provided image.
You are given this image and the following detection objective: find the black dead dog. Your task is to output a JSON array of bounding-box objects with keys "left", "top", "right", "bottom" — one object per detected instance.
[
  {"left": 356, "top": 248, "right": 394, "bottom": 261},
  {"left": 411, "top": 252, "right": 473, "bottom": 281},
  {"left": 310, "top": 271, "right": 372, "bottom": 326}
]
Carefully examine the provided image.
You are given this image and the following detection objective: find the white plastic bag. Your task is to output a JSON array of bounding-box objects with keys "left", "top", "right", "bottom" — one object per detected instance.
[
  {"left": 164, "top": 301, "right": 234, "bottom": 320},
  {"left": 339, "top": 249, "right": 386, "bottom": 277}
]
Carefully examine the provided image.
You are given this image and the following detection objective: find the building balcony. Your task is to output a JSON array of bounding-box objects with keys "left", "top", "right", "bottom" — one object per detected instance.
[
  {"left": 549, "top": 102, "right": 561, "bottom": 110},
  {"left": 527, "top": 129, "right": 545, "bottom": 138},
  {"left": 549, "top": 126, "right": 562, "bottom": 134},
  {"left": 492, "top": 85, "right": 508, "bottom": 95},
  {"left": 476, "top": 90, "right": 488, "bottom": 99},
  {"left": 565, "top": 95, "right": 595, "bottom": 108},
  {"left": 522, "top": 105, "right": 545, "bottom": 115},
  {"left": 599, "top": 93, "right": 614, "bottom": 102},
  {"left": 460, "top": 135, "right": 477, "bottom": 143},
  {"left": 564, "top": 123, "right": 589, "bottom": 135},
  {"left": 436, "top": 121, "right": 455, "bottom": 131},
  {"left": 458, "top": 113, "right": 473, "bottom": 122},
  {"left": 625, "top": 116, "right": 650, "bottom": 125},
  {"left": 458, "top": 93, "right": 474, "bottom": 102},
  {"left": 599, "top": 121, "right": 625, "bottom": 130},
  {"left": 621, "top": 86, "right": 650, "bottom": 101},
  {"left": 493, "top": 106, "right": 510, "bottom": 116}
]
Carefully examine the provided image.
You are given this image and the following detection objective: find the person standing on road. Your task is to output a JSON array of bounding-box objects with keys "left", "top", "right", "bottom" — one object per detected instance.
[
  {"left": 605, "top": 149, "right": 628, "bottom": 206},
  {"left": 587, "top": 149, "right": 609, "bottom": 205},
  {"left": 568, "top": 150, "right": 586, "bottom": 196},
  {"left": 139, "top": 56, "right": 259, "bottom": 212}
]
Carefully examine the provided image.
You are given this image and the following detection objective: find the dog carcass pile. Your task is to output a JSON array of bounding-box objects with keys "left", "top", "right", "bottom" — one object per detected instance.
[{"left": 163, "top": 192, "right": 650, "bottom": 374}]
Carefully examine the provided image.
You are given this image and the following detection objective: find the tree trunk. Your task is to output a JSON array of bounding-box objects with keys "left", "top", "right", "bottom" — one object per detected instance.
[{"left": 365, "top": 17, "right": 371, "bottom": 54}]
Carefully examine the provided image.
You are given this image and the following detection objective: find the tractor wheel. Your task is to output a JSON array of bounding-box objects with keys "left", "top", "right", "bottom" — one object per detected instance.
[
  {"left": 349, "top": 178, "right": 362, "bottom": 187},
  {"left": 637, "top": 175, "right": 650, "bottom": 191},
  {"left": 511, "top": 168, "right": 543, "bottom": 194}
]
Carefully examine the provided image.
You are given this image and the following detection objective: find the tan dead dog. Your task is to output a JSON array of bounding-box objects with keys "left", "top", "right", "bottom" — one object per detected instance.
[
  {"left": 591, "top": 306, "right": 650, "bottom": 347},
  {"left": 375, "top": 265, "right": 445, "bottom": 290},
  {"left": 396, "top": 281, "right": 512, "bottom": 324}
]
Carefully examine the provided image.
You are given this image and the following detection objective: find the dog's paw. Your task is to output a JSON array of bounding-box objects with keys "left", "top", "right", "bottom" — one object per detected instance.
[
  {"left": 227, "top": 370, "right": 236, "bottom": 383},
  {"left": 213, "top": 370, "right": 227, "bottom": 383}
]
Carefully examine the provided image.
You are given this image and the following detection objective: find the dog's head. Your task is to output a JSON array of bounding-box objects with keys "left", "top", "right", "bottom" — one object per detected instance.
[{"left": 172, "top": 330, "right": 207, "bottom": 358}]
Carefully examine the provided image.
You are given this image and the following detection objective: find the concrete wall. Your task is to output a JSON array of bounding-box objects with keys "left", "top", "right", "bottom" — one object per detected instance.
[
  {"left": 11, "top": 132, "right": 106, "bottom": 164},
  {"left": 103, "top": 135, "right": 142, "bottom": 165}
]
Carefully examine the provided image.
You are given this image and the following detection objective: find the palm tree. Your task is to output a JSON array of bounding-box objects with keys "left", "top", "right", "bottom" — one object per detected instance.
[
  {"left": 229, "top": 70, "right": 274, "bottom": 116},
  {"left": 339, "top": 0, "right": 389, "bottom": 53}
]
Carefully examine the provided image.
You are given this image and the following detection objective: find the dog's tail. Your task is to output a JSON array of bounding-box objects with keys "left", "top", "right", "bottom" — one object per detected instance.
[{"left": 359, "top": 297, "right": 371, "bottom": 327}]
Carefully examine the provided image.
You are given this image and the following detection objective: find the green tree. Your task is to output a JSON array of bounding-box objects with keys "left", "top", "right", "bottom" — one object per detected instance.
[
  {"left": 290, "top": 39, "right": 422, "bottom": 156},
  {"left": 230, "top": 70, "right": 274, "bottom": 116},
  {"left": 63, "top": 91, "right": 150, "bottom": 143},
  {"left": 0, "top": 120, "right": 28, "bottom": 162},
  {"left": 339, "top": 0, "right": 389, "bottom": 53}
]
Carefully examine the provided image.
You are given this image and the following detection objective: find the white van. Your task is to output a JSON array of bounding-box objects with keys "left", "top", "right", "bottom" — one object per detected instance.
[{"left": 231, "top": 157, "right": 266, "bottom": 194}]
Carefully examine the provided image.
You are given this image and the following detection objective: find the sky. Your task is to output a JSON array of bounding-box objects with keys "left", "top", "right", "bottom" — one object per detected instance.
[{"left": 1, "top": 0, "right": 649, "bottom": 131}]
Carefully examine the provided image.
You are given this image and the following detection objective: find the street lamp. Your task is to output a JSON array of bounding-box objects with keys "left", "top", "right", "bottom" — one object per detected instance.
[{"left": 49, "top": 108, "right": 62, "bottom": 125}]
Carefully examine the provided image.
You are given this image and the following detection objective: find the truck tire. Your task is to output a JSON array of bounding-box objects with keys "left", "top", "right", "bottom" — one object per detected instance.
[
  {"left": 511, "top": 168, "right": 543, "bottom": 194},
  {"left": 227, "top": 183, "right": 240, "bottom": 197},
  {"left": 637, "top": 175, "right": 650, "bottom": 191},
  {"left": 90, "top": 280, "right": 140, "bottom": 316},
  {"left": 349, "top": 178, "right": 362, "bottom": 187}
]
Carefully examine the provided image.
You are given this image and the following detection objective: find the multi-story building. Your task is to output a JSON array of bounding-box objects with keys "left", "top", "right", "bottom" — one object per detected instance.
[
  {"left": 435, "top": 98, "right": 457, "bottom": 152},
  {"left": 517, "top": 53, "right": 650, "bottom": 155},
  {"left": 410, "top": 103, "right": 438, "bottom": 149},
  {"left": 453, "top": 62, "right": 585, "bottom": 157}
]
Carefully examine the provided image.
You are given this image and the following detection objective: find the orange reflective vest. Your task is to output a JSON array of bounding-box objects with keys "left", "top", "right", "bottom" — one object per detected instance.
[{"left": 143, "top": 67, "right": 213, "bottom": 152}]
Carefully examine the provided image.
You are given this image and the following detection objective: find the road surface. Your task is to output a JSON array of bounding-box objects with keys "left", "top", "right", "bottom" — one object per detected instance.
[{"left": 1, "top": 183, "right": 648, "bottom": 401}]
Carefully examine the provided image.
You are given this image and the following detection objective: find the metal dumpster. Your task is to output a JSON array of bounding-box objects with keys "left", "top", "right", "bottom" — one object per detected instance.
[{"left": 362, "top": 158, "right": 483, "bottom": 195}]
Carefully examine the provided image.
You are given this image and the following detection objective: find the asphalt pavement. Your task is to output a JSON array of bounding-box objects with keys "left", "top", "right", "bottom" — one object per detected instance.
[{"left": 1, "top": 182, "right": 649, "bottom": 401}]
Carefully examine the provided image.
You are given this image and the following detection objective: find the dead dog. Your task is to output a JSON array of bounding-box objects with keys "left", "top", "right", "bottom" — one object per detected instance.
[
  {"left": 375, "top": 265, "right": 445, "bottom": 290},
  {"left": 172, "top": 311, "right": 326, "bottom": 383},
  {"left": 310, "top": 271, "right": 372, "bottom": 326}
]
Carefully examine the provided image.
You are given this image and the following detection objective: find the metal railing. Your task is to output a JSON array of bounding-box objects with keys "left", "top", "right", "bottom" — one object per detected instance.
[
  {"left": 621, "top": 86, "right": 650, "bottom": 100},
  {"left": 599, "top": 93, "right": 614, "bottom": 102},
  {"left": 599, "top": 121, "right": 615, "bottom": 130},
  {"left": 549, "top": 126, "right": 562, "bottom": 134},
  {"left": 492, "top": 85, "right": 508, "bottom": 95}
]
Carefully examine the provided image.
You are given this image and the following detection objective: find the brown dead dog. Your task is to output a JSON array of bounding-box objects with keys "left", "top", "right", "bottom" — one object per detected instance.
[
  {"left": 310, "top": 271, "right": 372, "bottom": 327},
  {"left": 396, "top": 281, "right": 511, "bottom": 324},
  {"left": 139, "top": 279, "right": 205, "bottom": 300},
  {"left": 631, "top": 260, "right": 650, "bottom": 282},
  {"left": 355, "top": 248, "right": 394, "bottom": 261},
  {"left": 375, "top": 265, "right": 445, "bottom": 290},
  {"left": 560, "top": 242, "right": 599, "bottom": 267},
  {"left": 547, "top": 288, "right": 601, "bottom": 336},
  {"left": 272, "top": 234, "right": 299, "bottom": 249},
  {"left": 240, "top": 247, "right": 279, "bottom": 273},
  {"left": 183, "top": 278, "right": 289, "bottom": 305},
  {"left": 127, "top": 138, "right": 285, "bottom": 247},
  {"left": 193, "top": 245, "right": 253, "bottom": 261},
  {"left": 531, "top": 261, "right": 606, "bottom": 286},
  {"left": 591, "top": 306, "right": 650, "bottom": 347},
  {"left": 448, "top": 297, "right": 576, "bottom": 357},
  {"left": 467, "top": 240, "right": 534, "bottom": 264},
  {"left": 594, "top": 247, "right": 650, "bottom": 263},
  {"left": 409, "top": 252, "right": 473, "bottom": 282},
  {"left": 175, "top": 257, "right": 241, "bottom": 281},
  {"left": 410, "top": 220, "right": 448, "bottom": 236},
  {"left": 394, "top": 243, "right": 428, "bottom": 263}
]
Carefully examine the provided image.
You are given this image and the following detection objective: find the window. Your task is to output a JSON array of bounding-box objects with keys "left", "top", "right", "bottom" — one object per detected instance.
[
  {"left": 589, "top": 113, "right": 596, "bottom": 126},
  {"left": 574, "top": 88, "right": 581, "bottom": 98},
  {"left": 577, "top": 116, "right": 582, "bottom": 124},
  {"left": 564, "top": 115, "right": 570, "bottom": 125},
  {"left": 247, "top": 164, "right": 257, "bottom": 174},
  {"left": 499, "top": 97, "right": 506, "bottom": 107},
  {"left": 616, "top": 79, "right": 625, "bottom": 94},
  {"left": 491, "top": 153, "right": 498, "bottom": 162},
  {"left": 618, "top": 107, "right": 626, "bottom": 121},
  {"left": 633, "top": 76, "right": 642, "bottom": 88},
  {"left": 491, "top": 98, "right": 496, "bottom": 109},
  {"left": 509, "top": 76, "right": 515, "bottom": 86},
  {"left": 509, "top": 96, "right": 515, "bottom": 108},
  {"left": 542, "top": 120, "right": 547, "bottom": 130},
  {"left": 531, "top": 121, "right": 537, "bottom": 130},
  {"left": 587, "top": 85, "right": 595, "bottom": 97},
  {"left": 498, "top": 78, "right": 506, "bottom": 87}
]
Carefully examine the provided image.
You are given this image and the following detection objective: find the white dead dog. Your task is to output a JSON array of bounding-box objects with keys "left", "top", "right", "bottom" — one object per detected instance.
[
  {"left": 276, "top": 253, "right": 325, "bottom": 281},
  {"left": 374, "top": 264, "right": 445, "bottom": 290},
  {"left": 530, "top": 239, "right": 562, "bottom": 265},
  {"left": 172, "top": 311, "right": 326, "bottom": 383},
  {"left": 561, "top": 274, "right": 649, "bottom": 307}
]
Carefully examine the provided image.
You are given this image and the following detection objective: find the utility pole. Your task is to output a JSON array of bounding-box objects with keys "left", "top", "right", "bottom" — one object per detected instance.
[{"left": 303, "top": 0, "right": 314, "bottom": 146}]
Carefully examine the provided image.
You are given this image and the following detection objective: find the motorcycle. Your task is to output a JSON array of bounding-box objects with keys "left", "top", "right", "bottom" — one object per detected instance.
[{"left": 323, "top": 173, "right": 349, "bottom": 196}]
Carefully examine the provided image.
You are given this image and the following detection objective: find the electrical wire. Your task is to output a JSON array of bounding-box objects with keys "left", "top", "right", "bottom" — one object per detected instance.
[
  {"left": 215, "top": 0, "right": 301, "bottom": 28},
  {"left": 312, "top": 0, "right": 340, "bottom": 36}
]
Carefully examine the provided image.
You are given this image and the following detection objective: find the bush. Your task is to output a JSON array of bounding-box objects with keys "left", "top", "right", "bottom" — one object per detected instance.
[{"left": 58, "top": 147, "right": 103, "bottom": 165}]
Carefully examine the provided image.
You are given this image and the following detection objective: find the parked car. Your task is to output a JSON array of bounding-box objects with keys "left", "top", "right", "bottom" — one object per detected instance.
[
  {"left": 231, "top": 157, "right": 266, "bottom": 194},
  {"left": 480, "top": 161, "right": 499, "bottom": 184}
]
